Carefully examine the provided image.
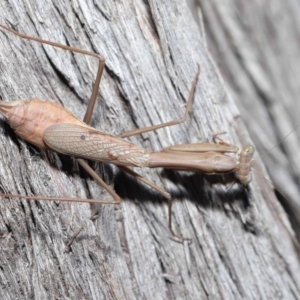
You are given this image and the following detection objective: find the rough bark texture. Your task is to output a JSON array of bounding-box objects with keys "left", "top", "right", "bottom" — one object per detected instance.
[
  {"left": 0, "top": 1, "right": 298, "bottom": 299},
  {"left": 195, "top": 0, "right": 300, "bottom": 241}
]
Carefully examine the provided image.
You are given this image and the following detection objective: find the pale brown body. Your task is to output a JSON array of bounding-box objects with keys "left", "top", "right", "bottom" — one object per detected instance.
[
  {"left": 0, "top": 23, "right": 254, "bottom": 240},
  {"left": 0, "top": 98, "right": 151, "bottom": 167},
  {"left": 0, "top": 98, "right": 253, "bottom": 182}
]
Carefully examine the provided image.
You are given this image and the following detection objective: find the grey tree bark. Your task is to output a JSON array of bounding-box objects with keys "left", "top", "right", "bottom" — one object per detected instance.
[
  {"left": 0, "top": 1, "right": 299, "bottom": 299},
  {"left": 195, "top": 0, "right": 300, "bottom": 240}
]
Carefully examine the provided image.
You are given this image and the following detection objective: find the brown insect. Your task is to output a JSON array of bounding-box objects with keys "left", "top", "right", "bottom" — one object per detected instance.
[{"left": 0, "top": 23, "right": 254, "bottom": 239}]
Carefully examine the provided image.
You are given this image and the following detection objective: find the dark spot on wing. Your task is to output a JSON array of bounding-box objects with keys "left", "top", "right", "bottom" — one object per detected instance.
[
  {"left": 108, "top": 151, "right": 118, "bottom": 160},
  {"left": 80, "top": 135, "right": 85, "bottom": 140}
]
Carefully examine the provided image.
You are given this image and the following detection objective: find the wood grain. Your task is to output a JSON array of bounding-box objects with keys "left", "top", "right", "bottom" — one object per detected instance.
[{"left": 0, "top": 1, "right": 299, "bottom": 299}]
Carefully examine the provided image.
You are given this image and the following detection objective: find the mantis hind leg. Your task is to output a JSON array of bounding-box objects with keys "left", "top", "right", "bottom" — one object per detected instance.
[{"left": 0, "top": 23, "right": 105, "bottom": 126}]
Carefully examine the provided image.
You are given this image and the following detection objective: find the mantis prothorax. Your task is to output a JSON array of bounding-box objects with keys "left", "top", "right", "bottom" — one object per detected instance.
[{"left": 0, "top": 23, "right": 254, "bottom": 240}]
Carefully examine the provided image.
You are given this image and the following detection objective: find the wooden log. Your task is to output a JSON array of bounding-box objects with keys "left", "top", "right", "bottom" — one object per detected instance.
[{"left": 0, "top": 1, "right": 298, "bottom": 299}]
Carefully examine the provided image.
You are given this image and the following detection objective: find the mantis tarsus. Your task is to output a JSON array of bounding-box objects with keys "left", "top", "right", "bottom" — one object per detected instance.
[{"left": 0, "top": 23, "right": 255, "bottom": 240}]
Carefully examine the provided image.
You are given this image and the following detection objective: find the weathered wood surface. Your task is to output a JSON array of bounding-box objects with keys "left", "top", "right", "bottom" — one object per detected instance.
[
  {"left": 0, "top": 1, "right": 299, "bottom": 299},
  {"left": 196, "top": 0, "right": 300, "bottom": 238}
]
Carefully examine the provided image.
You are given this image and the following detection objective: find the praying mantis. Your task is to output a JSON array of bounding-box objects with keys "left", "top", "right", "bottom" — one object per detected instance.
[{"left": 0, "top": 23, "right": 255, "bottom": 240}]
